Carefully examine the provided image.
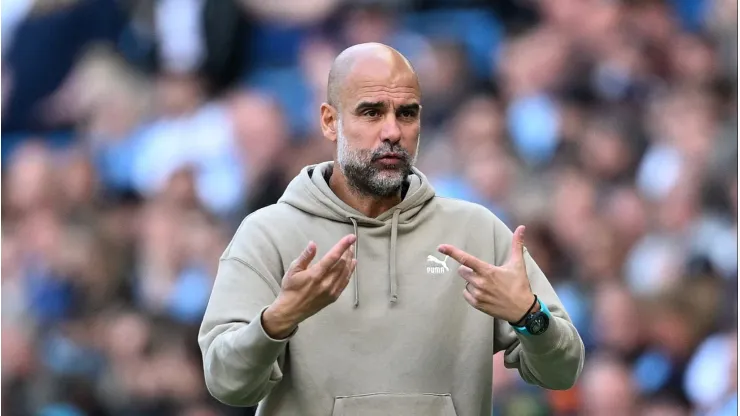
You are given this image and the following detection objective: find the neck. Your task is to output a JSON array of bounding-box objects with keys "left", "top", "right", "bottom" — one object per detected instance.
[{"left": 328, "top": 165, "right": 403, "bottom": 218}]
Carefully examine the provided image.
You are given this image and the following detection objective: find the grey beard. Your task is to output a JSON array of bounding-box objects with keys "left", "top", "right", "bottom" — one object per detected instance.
[{"left": 336, "top": 120, "right": 415, "bottom": 198}]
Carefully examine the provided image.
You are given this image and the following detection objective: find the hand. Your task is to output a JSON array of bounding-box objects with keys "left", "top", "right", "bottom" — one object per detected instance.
[
  {"left": 437, "top": 226, "right": 534, "bottom": 323},
  {"left": 263, "top": 235, "right": 357, "bottom": 339}
]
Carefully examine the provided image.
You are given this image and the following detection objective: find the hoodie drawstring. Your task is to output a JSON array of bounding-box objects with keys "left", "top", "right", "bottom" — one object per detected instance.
[
  {"left": 349, "top": 218, "right": 360, "bottom": 308},
  {"left": 348, "top": 209, "right": 401, "bottom": 307},
  {"left": 389, "top": 209, "right": 400, "bottom": 304}
]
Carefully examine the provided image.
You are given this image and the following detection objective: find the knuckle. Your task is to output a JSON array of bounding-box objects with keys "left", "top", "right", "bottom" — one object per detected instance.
[
  {"left": 466, "top": 284, "right": 477, "bottom": 296},
  {"left": 319, "top": 278, "right": 333, "bottom": 292},
  {"left": 308, "top": 272, "right": 324, "bottom": 287}
]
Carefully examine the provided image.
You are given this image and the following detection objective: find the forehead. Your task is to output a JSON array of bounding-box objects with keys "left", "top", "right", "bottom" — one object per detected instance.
[{"left": 341, "top": 58, "right": 420, "bottom": 106}]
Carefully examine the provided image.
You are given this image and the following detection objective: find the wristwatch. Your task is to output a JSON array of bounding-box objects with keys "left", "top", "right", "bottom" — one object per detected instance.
[{"left": 510, "top": 295, "right": 551, "bottom": 336}]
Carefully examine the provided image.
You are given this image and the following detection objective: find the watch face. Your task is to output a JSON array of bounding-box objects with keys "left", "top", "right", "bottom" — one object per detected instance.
[{"left": 526, "top": 312, "right": 550, "bottom": 335}]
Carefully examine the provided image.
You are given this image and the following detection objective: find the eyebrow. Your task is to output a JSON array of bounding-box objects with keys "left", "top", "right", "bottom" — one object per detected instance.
[
  {"left": 354, "top": 101, "right": 386, "bottom": 113},
  {"left": 354, "top": 101, "right": 421, "bottom": 113},
  {"left": 398, "top": 103, "right": 421, "bottom": 113}
]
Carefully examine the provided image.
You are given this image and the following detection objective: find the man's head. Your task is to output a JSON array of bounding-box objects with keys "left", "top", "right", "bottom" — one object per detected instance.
[{"left": 320, "top": 43, "right": 422, "bottom": 197}]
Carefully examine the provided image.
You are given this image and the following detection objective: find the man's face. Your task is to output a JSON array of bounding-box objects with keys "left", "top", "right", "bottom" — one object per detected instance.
[
  {"left": 336, "top": 116, "right": 419, "bottom": 197},
  {"left": 329, "top": 59, "right": 422, "bottom": 197}
]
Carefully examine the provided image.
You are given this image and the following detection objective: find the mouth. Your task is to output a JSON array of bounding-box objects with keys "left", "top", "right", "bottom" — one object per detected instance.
[
  {"left": 374, "top": 153, "right": 404, "bottom": 162},
  {"left": 374, "top": 154, "right": 406, "bottom": 167}
]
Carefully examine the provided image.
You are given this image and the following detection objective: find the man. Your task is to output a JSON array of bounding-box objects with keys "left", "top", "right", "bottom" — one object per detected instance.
[{"left": 199, "top": 43, "right": 585, "bottom": 415}]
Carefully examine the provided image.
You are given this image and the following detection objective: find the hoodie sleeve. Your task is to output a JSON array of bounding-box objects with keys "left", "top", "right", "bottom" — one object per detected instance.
[
  {"left": 491, "top": 216, "right": 585, "bottom": 390},
  {"left": 198, "top": 215, "right": 291, "bottom": 407}
]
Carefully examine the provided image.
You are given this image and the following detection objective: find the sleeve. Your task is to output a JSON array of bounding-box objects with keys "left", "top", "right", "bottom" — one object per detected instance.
[
  {"left": 198, "top": 215, "right": 292, "bottom": 407},
  {"left": 491, "top": 216, "right": 585, "bottom": 390}
]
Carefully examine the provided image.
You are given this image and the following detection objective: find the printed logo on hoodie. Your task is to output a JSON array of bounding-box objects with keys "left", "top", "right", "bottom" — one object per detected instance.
[{"left": 426, "top": 254, "right": 450, "bottom": 275}]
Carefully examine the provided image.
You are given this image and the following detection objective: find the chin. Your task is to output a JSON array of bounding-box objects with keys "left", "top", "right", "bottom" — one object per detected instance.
[
  {"left": 375, "top": 170, "right": 405, "bottom": 182},
  {"left": 370, "top": 173, "right": 405, "bottom": 191}
]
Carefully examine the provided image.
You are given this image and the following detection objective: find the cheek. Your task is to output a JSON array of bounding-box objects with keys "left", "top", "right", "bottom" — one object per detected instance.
[
  {"left": 344, "top": 123, "right": 378, "bottom": 148},
  {"left": 402, "top": 125, "right": 421, "bottom": 147}
]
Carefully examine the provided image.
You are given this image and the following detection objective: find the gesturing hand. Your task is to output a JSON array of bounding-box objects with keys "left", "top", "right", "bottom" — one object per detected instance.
[
  {"left": 263, "top": 235, "right": 357, "bottom": 339},
  {"left": 437, "top": 226, "right": 535, "bottom": 323}
]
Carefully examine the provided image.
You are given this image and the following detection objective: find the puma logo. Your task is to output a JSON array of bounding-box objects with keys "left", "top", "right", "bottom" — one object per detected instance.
[{"left": 426, "top": 254, "right": 449, "bottom": 274}]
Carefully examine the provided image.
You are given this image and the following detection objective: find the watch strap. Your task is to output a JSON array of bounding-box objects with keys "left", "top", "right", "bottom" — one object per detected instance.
[{"left": 511, "top": 297, "right": 552, "bottom": 335}]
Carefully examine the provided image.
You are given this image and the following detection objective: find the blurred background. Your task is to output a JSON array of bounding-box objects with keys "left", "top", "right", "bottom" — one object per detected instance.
[{"left": 1, "top": 0, "right": 737, "bottom": 415}]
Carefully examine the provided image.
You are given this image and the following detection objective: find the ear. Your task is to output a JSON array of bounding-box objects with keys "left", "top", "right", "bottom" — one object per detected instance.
[{"left": 320, "top": 103, "right": 338, "bottom": 143}]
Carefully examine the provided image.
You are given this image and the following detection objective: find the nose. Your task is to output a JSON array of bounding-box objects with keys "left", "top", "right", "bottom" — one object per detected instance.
[{"left": 380, "top": 115, "right": 402, "bottom": 144}]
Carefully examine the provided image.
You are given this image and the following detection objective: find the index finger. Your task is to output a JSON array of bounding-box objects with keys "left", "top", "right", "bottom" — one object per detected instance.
[
  {"left": 315, "top": 234, "right": 357, "bottom": 274},
  {"left": 437, "top": 244, "right": 489, "bottom": 273}
]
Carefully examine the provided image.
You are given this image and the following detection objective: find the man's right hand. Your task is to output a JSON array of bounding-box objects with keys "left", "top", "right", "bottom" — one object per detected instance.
[{"left": 262, "top": 234, "right": 357, "bottom": 339}]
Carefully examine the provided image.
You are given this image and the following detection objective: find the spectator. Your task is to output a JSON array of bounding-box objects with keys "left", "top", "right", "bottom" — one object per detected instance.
[{"left": 1, "top": 1, "right": 736, "bottom": 415}]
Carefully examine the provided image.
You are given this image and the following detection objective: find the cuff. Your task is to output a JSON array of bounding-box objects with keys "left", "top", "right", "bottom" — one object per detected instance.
[
  {"left": 234, "top": 306, "right": 297, "bottom": 363},
  {"left": 516, "top": 317, "right": 567, "bottom": 356},
  {"left": 258, "top": 305, "right": 299, "bottom": 342}
]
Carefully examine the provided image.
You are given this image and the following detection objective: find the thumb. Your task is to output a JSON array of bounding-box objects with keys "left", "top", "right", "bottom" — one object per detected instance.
[
  {"left": 290, "top": 241, "right": 317, "bottom": 273},
  {"left": 507, "top": 226, "right": 526, "bottom": 266}
]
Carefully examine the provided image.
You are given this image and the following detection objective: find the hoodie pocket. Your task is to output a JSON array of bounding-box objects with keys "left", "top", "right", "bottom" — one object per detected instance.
[{"left": 331, "top": 393, "right": 458, "bottom": 416}]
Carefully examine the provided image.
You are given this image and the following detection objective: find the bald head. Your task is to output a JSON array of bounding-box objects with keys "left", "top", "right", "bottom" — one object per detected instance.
[{"left": 327, "top": 43, "right": 419, "bottom": 109}]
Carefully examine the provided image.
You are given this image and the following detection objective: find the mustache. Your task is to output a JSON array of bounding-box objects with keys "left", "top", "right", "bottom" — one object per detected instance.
[{"left": 370, "top": 145, "right": 411, "bottom": 161}]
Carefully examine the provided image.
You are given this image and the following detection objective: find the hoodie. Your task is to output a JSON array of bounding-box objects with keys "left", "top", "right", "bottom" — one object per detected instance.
[{"left": 199, "top": 162, "right": 584, "bottom": 415}]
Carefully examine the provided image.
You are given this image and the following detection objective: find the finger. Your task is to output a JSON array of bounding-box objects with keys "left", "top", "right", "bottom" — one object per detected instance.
[
  {"left": 322, "top": 243, "right": 355, "bottom": 297},
  {"left": 326, "top": 245, "right": 353, "bottom": 277},
  {"left": 334, "top": 255, "right": 356, "bottom": 281},
  {"left": 463, "top": 287, "right": 483, "bottom": 311},
  {"left": 459, "top": 266, "right": 489, "bottom": 292},
  {"left": 341, "top": 252, "right": 355, "bottom": 279},
  {"left": 458, "top": 265, "right": 475, "bottom": 277},
  {"left": 438, "top": 244, "right": 489, "bottom": 273},
  {"left": 466, "top": 280, "right": 487, "bottom": 299},
  {"left": 506, "top": 225, "right": 526, "bottom": 266},
  {"left": 348, "top": 258, "right": 357, "bottom": 278},
  {"left": 330, "top": 259, "right": 357, "bottom": 297},
  {"left": 457, "top": 266, "right": 478, "bottom": 285},
  {"left": 315, "top": 234, "right": 357, "bottom": 274},
  {"left": 290, "top": 241, "right": 317, "bottom": 272}
]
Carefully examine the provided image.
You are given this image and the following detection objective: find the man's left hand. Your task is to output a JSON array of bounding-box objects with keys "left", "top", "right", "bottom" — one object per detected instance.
[{"left": 438, "top": 226, "right": 535, "bottom": 323}]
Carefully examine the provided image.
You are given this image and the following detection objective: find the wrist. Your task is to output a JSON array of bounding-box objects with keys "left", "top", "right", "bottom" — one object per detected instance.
[
  {"left": 262, "top": 302, "right": 299, "bottom": 340},
  {"left": 511, "top": 293, "right": 538, "bottom": 326}
]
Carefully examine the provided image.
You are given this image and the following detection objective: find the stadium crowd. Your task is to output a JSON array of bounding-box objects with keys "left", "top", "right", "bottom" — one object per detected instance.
[{"left": 1, "top": 0, "right": 737, "bottom": 415}]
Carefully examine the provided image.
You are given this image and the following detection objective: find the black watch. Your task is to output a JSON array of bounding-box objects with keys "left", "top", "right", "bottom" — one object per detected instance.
[{"left": 510, "top": 296, "right": 551, "bottom": 336}]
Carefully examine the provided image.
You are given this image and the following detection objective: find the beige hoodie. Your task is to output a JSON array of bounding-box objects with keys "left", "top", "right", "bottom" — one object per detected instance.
[{"left": 199, "top": 162, "right": 584, "bottom": 415}]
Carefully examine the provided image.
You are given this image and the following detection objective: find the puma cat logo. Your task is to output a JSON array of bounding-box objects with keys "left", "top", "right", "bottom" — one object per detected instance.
[{"left": 426, "top": 254, "right": 449, "bottom": 274}]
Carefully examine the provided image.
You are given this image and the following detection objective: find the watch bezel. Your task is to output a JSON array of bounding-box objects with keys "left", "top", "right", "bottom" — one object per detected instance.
[{"left": 525, "top": 311, "right": 550, "bottom": 335}]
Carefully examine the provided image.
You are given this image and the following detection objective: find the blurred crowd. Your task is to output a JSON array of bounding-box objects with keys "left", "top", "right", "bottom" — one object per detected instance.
[{"left": 1, "top": 0, "right": 737, "bottom": 415}]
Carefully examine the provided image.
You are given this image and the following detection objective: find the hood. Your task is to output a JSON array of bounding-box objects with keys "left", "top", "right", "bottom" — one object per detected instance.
[{"left": 278, "top": 161, "right": 436, "bottom": 307}]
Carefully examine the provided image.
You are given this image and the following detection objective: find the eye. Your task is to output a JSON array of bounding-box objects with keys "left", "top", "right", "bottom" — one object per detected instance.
[
  {"left": 399, "top": 109, "right": 418, "bottom": 119},
  {"left": 364, "top": 109, "right": 380, "bottom": 117}
]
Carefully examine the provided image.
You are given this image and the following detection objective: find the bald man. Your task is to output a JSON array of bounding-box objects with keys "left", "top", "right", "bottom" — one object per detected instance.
[{"left": 199, "top": 43, "right": 585, "bottom": 416}]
